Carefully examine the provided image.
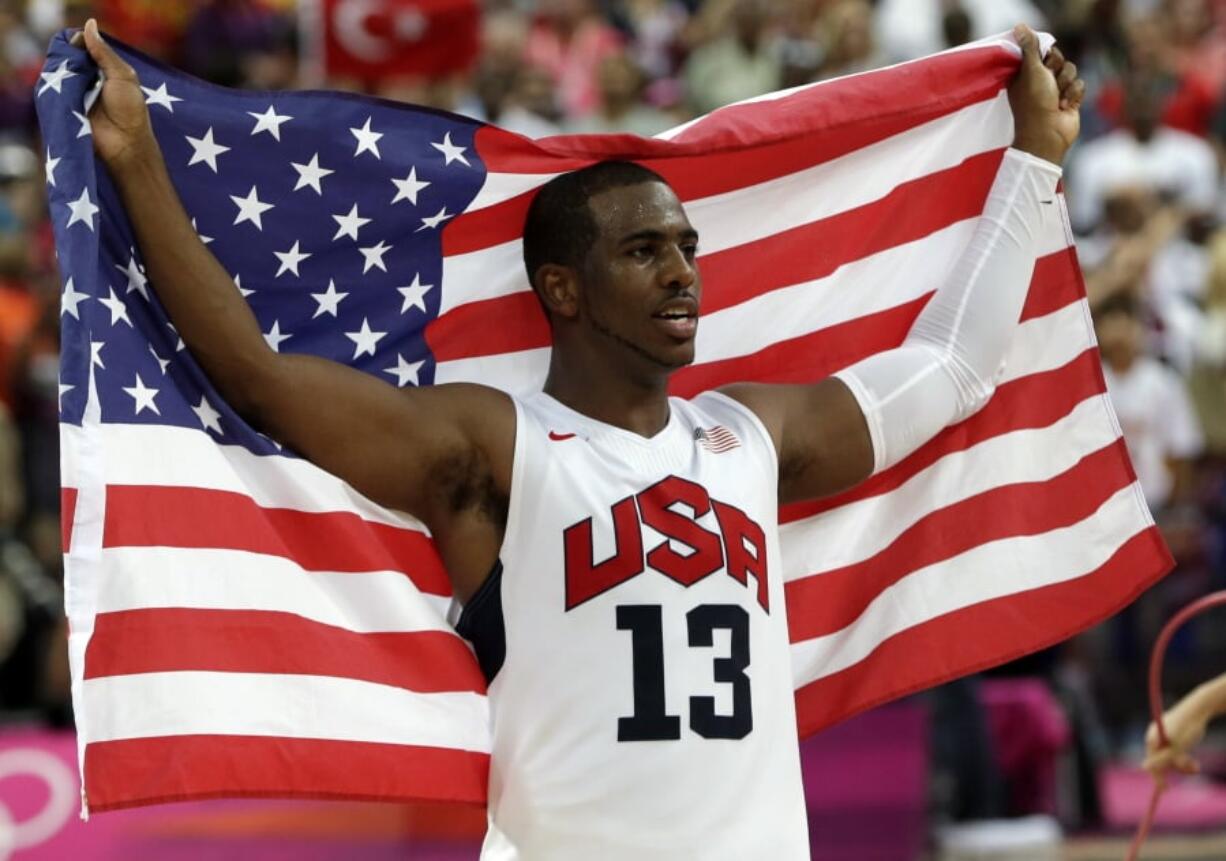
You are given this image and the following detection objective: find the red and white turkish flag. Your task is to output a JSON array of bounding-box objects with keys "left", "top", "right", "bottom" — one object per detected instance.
[{"left": 315, "top": 0, "right": 479, "bottom": 82}]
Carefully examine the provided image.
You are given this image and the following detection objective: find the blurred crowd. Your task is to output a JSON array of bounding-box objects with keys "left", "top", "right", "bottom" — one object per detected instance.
[{"left": 2, "top": 0, "right": 1226, "bottom": 834}]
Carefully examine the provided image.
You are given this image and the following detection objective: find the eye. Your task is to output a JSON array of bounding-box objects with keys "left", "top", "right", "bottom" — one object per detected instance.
[
  {"left": 682, "top": 243, "right": 699, "bottom": 261},
  {"left": 629, "top": 244, "right": 654, "bottom": 262}
]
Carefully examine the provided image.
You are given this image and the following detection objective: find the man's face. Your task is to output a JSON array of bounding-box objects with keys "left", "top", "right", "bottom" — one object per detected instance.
[{"left": 578, "top": 182, "right": 701, "bottom": 371}]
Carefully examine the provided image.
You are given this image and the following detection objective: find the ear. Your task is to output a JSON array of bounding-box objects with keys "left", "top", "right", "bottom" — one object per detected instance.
[{"left": 536, "top": 264, "right": 580, "bottom": 320}]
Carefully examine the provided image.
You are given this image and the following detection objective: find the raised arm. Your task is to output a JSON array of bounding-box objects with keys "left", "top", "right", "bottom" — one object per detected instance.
[
  {"left": 726, "top": 26, "right": 1085, "bottom": 504},
  {"left": 78, "top": 21, "right": 512, "bottom": 597}
]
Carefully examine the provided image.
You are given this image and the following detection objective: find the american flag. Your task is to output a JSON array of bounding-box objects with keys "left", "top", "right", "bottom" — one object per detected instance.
[
  {"left": 40, "top": 30, "right": 1171, "bottom": 814},
  {"left": 694, "top": 425, "right": 740, "bottom": 454}
]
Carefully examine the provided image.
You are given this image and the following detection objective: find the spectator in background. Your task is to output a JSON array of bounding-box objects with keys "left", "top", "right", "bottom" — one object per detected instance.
[
  {"left": 875, "top": 0, "right": 1046, "bottom": 62},
  {"left": 1095, "top": 292, "right": 1204, "bottom": 512},
  {"left": 181, "top": 0, "right": 294, "bottom": 88},
  {"left": 1096, "top": 13, "right": 1218, "bottom": 137},
  {"left": 683, "top": 0, "right": 780, "bottom": 115},
  {"left": 566, "top": 52, "right": 673, "bottom": 135},
  {"left": 614, "top": 0, "right": 690, "bottom": 100},
  {"left": 1185, "top": 230, "right": 1226, "bottom": 455},
  {"left": 0, "top": 1, "right": 37, "bottom": 137},
  {"left": 525, "top": 0, "right": 623, "bottom": 119},
  {"left": 815, "top": 0, "right": 887, "bottom": 81},
  {"left": 1165, "top": 0, "right": 1226, "bottom": 96},
  {"left": 1067, "top": 73, "right": 1218, "bottom": 232}
]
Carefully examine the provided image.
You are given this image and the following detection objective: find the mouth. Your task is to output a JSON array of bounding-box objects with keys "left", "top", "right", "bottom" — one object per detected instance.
[
  {"left": 652, "top": 299, "right": 699, "bottom": 340},
  {"left": 652, "top": 313, "right": 697, "bottom": 339}
]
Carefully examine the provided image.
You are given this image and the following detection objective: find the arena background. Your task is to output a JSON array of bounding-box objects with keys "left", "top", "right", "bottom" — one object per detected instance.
[{"left": 2, "top": 0, "right": 1226, "bottom": 857}]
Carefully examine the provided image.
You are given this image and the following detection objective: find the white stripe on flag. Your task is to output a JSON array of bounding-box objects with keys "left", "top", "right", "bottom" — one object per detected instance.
[
  {"left": 74, "top": 423, "right": 428, "bottom": 530},
  {"left": 98, "top": 547, "right": 454, "bottom": 632},
  {"left": 82, "top": 671, "right": 491, "bottom": 751}
]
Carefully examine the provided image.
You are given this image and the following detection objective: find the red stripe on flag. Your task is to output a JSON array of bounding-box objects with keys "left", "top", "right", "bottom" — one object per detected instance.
[
  {"left": 103, "top": 485, "right": 452, "bottom": 596},
  {"left": 443, "top": 188, "right": 535, "bottom": 257},
  {"left": 429, "top": 151, "right": 1004, "bottom": 363},
  {"left": 470, "top": 45, "right": 1014, "bottom": 175},
  {"left": 780, "top": 347, "right": 1108, "bottom": 523},
  {"left": 1020, "top": 245, "right": 1084, "bottom": 321},
  {"left": 84, "top": 608, "right": 485, "bottom": 693},
  {"left": 61, "top": 486, "right": 78, "bottom": 552},
  {"left": 84, "top": 735, "right": 489, "bottom": 811},
  {"left": 695, "top": 149, "right": 1002, "bottom": 315},
  {"left": 673, "top": 296, "right": 928, "bottom": 397},
  {"left": 786, "top": 437, "right": 1136, "bottom": 644},
  {"left": 427, "top": 291, "right": 550, "bottom": 360},
  {"left": 793, "top": 526, "right": 1172, "bottom": 737}
]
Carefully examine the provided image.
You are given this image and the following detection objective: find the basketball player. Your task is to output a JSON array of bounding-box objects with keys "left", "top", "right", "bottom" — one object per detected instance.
[{"left": 77, "top": 19, "right": 1083, "bottom": 859}]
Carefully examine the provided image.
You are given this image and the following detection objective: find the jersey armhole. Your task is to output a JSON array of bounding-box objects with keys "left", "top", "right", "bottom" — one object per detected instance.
[
  {"left": 494, "top": 393, "right": 527, "bottom": 568},
  {"left": 697, "top": 389, "right": 780, "bottom": 476}
]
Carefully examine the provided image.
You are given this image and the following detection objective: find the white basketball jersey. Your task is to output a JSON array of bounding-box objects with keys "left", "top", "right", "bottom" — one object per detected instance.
[{"left": 472, "top": 390, "right": 809, "bottom": 860}]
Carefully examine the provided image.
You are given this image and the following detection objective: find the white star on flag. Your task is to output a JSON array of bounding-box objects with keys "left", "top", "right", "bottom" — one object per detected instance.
[
  {"left": 45, "top": 150, "right": 60, "bottom": 187},
  {"left": 291, "top": 153, "right": 333, "bottom": 194},
  {"left": 397, "top": 274, "right": 433, "bottom": 314},
  {"left": 116, "top": 251, "right": 149, "bottom": 299},
  {"left": 192, "top": 396, "right": 223, "bottom": 434},
  {"left": 166, "top": 322, "right": 186, "bottom": 351},
  {"left": 431, "top": 132, "right": 470, "bottom": 166},
  {"left": 358, "top": 240, "right": 392, "bottom": 274},
  {"left": 61, "top": 277, "right": 89, "bottom": 319},
  {"left": 66, "top": 187, "right": 99, "bottom": 230},
  {"left": 274, "top": 240, "right": 311, "bottom": 277},
  {"left": 123, "top": 373, "right": 161, "bottom": 415},
  {"left": 416, "top": 206, "right": 452, "bottom": 231},
  {"left": 345, "top": 318, "right": 387, "bottom": 358},
  {"left": 191, "top": 217, "right": 214, "bottom": 245},
  {"left": 72, "top": 110, "right": 91, "bottom": 138},
  {"left": 58, "top": 383, "right": 73, "bottom": 408},
  {"left": 98, "top": 287, "right": 133, "bottom": 327},
  {"left": 90, "top": 340, "right": 106, "bottom": 369},
  {"left": 39, "top": 60, "right": 76, "bottom": 96},
  {"left": 332, "top": 203, "right": 371, "bottom": 242},
  {"left": 234, "top": 274, "right": 253, "bottom": 298},
  {"left": 263, "top": 320, "right": 291, "bottom": 352},
  {"left": 350, "top": 117, "right": 383, "bottom": 159},
  {"left": 311, "top": 279, "right": 348, "bottom": 318},
  {"left": 391, "top": 166, "right": 430, "bottom": 205},
  {"left": 141, "top": 83, "right": 182, "bottom": 112},
  {"left": 248, "top": 105, "right": 293, "bottom": 140},
  {"left": 186, "top": 127, "right": 230, "bottom": 172},
  {"left": 231, "top": 186, "right": 274, "bottom": 230},
  {"left": 384, "top": 354, "right": 424, "bottom": 387},
  {"left": 148, "top": 344, "right": 170, "bottom": 374}
]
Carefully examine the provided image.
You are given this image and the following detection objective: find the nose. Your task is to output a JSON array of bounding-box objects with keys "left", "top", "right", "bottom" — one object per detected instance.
[{"left": 660, "top": 243, "right": 697, "bottom": 291}]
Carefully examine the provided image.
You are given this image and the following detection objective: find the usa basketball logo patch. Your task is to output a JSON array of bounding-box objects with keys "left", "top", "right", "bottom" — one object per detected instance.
[{"left": 694, "top": 425, "right": 740, "bottom": 453}]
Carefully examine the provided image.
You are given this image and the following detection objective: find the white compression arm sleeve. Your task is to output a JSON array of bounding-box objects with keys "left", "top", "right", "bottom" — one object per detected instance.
[{"left": 834, "top": 148, "right": 1063, "bottom": 474}]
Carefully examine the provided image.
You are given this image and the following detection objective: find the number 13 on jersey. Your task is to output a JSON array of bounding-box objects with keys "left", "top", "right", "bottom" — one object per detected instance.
[{"left": 617, "top": 603, "right": 752, "bottom": 742}]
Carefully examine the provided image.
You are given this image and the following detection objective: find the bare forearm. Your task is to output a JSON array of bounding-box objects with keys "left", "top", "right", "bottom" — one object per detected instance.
[
  {"left": 1188, "top": 673, "right": 1226, "bottom": 722},
  {"left": 108, "top": 142, "right": 272, "bottom": 413}
]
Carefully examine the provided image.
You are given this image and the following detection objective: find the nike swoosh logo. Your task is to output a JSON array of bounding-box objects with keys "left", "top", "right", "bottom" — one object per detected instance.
[{"left": 548, "top": 431, "right": 576, "bottom": 441}]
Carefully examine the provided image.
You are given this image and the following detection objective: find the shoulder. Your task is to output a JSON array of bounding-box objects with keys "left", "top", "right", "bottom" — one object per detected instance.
[{"left": 693, "top": 385, "right": 782, "bottom": 463}]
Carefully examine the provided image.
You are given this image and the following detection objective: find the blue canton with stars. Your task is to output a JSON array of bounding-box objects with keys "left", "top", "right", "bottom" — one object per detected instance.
[{"left": 38, "top": 31, "right": 485, "bottom": 456}]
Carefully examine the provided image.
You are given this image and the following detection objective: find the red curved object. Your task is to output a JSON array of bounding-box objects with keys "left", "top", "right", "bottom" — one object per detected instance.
[{"left": 1126, "top": 590, "right": 1226, "bottom": 861}]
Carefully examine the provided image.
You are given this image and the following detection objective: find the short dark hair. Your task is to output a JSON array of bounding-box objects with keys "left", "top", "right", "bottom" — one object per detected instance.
[
  {"left": 1094, "top": 289, "right": 1140, "bottom": 321},
  {"left": 522, "top": 161, "right": 669, "bottom": 292}
]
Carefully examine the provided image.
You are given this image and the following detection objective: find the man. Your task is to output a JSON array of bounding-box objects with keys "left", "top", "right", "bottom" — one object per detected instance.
[{"left": 76, "top": 18, "right": 1082, "bottom": 859}]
